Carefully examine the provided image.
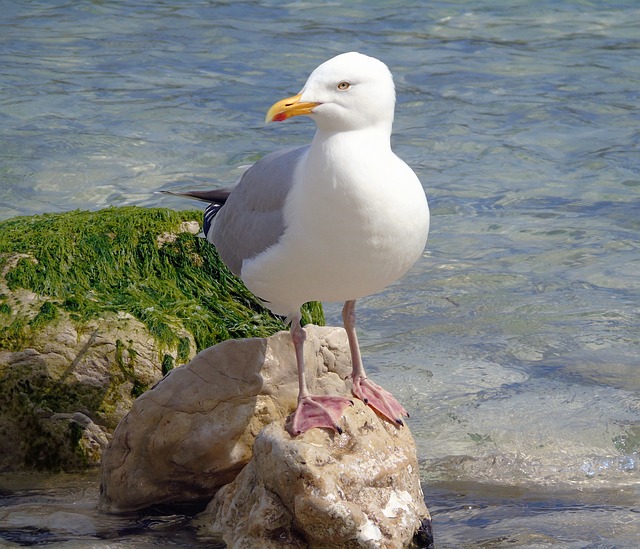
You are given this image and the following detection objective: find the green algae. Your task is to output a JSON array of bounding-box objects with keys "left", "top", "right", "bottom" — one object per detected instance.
[
  {"left": 0, "top": 206, "right": 324, "bottom": 353},
  {"left": 0, "top": 359, "right": 111, "bottom": 470},
  {"left": 161, "top": 353, "right": 175, "bottom": 375},
  {"left": 30, "top": 301, "right": 58, "bottom": 330},
  {"left": 114, "top": 339, "right": 147, "bottom": 397}
]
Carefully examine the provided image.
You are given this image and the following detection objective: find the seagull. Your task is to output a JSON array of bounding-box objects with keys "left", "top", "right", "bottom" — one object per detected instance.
[{"left": 164, "top": 52, "right": 430, "bottom": 436}]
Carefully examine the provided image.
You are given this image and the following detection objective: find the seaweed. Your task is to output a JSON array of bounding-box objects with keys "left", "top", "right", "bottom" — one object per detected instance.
[{"left": 0, "top": 206, "right": 324, "bottom": 352}]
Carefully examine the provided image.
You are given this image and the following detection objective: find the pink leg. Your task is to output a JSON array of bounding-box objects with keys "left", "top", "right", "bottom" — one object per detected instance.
[
  {"left": 343, "top": 300, "right": 408, "bottom": 425},
  {"left": 285, "top": 314, "right": 352, "bottom": 436}
]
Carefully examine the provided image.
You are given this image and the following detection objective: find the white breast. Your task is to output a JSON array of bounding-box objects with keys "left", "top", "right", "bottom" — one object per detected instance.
[{"left": 240, "top": 131, "right": 429, "bottom": 317}]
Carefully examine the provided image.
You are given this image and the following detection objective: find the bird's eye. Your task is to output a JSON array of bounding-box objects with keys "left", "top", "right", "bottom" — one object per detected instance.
[{"left": 337, "top": 81, "right": 351, "bottom": 91}]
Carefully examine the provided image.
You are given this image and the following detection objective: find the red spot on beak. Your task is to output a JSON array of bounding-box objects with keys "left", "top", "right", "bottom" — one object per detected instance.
[{"left": 272, "top": 112, "right": 287, "bottom": 122}]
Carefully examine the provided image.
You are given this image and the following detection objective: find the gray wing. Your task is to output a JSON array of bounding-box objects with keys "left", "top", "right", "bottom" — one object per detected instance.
[{"left": 209, "top": 145, "right": 310, "bottom": 276}]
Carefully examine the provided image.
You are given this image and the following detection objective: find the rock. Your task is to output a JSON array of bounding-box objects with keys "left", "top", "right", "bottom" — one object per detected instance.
[
  {"left": 99, "top": 324, "right": 432, "bottom": 548},
  {"left": 200, "top": 403, "right": 432, "bottom": 549},
  {"left": 99, "top": 325, "right": 352, "bottom": 512},
  {"left": 0, "top": 313, "right": 168, "bottom": 471},
  {"left": 0, "top": 504, "right": 99, "bottom": 538}
]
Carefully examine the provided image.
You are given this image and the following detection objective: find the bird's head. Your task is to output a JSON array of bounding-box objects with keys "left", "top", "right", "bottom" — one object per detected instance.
[{"left": 265, "top": 52, "right": 396, "bottom": 134}]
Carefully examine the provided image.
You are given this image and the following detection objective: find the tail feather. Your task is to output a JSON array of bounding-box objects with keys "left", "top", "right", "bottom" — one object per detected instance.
[{"left": 158, "top": 188, "right": 233, "bottom": 204}]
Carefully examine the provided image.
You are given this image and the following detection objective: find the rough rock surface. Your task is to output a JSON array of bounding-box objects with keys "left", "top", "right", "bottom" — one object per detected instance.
[
  {"left": 99, "top": 325, "right": 352, "bottom": 512},
  {"left": 200, "top": 403, "right": 432, "bottom": 549},
  {"left": 0, "top": 311, "right": 172, "bottom": 471}
]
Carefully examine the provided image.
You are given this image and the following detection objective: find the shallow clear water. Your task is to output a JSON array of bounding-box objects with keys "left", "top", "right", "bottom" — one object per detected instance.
[{"left": 1, "top": 0, "right": 639, "bottom": 547}]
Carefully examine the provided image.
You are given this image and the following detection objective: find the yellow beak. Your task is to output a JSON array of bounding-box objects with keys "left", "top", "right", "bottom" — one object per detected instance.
[{"left": 265, "top": 93, "right": 320, "bottom": 123}]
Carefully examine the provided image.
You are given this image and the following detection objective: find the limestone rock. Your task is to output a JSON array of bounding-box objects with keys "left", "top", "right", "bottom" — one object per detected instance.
[
  {"left": 199, "top": 402, "right": 431, "bottom": 549},
  {"left": 99, "top": 325, "right": 352, "bottom": 512}
]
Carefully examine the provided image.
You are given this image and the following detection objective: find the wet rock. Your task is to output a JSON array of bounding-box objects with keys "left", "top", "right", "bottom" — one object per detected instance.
[
  {"left": 200, "top": 402, "right": 431, "bottom": 549},
  {"left": 0, "top": 504, "right": 99, "bottom": 538}
]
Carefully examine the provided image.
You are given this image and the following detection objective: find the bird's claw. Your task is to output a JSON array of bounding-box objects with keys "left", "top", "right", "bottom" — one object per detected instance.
[{"left": 352, "top": 376, "right": 408, "bottom": 426}]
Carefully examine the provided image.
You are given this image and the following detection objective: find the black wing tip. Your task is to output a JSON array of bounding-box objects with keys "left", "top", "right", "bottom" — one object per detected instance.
[{"left": 203, "top": 202, "right": 224, "bottom": 237}]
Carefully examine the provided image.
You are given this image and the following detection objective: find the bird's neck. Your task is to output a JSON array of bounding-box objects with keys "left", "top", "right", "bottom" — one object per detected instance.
[
  {"left": 311, "top": 127, "right": 393, "bottom": 159},
  {"left": 303, "top": 128, "right": 398, "bottom": 199}
]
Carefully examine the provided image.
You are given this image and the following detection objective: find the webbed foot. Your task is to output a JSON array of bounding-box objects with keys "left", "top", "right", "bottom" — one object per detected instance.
[{"left": 286, "top": 395, "right": 353, "bottom": 436}]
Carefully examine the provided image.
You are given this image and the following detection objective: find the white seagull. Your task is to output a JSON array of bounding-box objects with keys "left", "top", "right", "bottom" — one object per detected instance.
[{"left": 166, "top": 52, "right": 430, "bottom": 435}]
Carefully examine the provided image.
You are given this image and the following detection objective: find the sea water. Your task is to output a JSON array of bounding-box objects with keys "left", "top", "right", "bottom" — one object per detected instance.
[{"left": 1, "top": 1, "right": 639, "bottom": 547}]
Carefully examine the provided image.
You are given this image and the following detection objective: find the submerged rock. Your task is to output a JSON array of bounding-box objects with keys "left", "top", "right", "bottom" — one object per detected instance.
[{"left": 100, "top": 325, "right": 432, "bottom": 547}]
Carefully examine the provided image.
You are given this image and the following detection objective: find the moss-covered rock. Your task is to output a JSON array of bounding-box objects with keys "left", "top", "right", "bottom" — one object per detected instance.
[{"left": 0, "top": 207, "right": 323, "bottom": 472}]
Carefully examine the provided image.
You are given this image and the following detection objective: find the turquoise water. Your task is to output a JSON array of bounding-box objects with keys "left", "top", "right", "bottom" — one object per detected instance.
[{"left": 1, "top": 1, "right": 639, "bottom": 547}]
